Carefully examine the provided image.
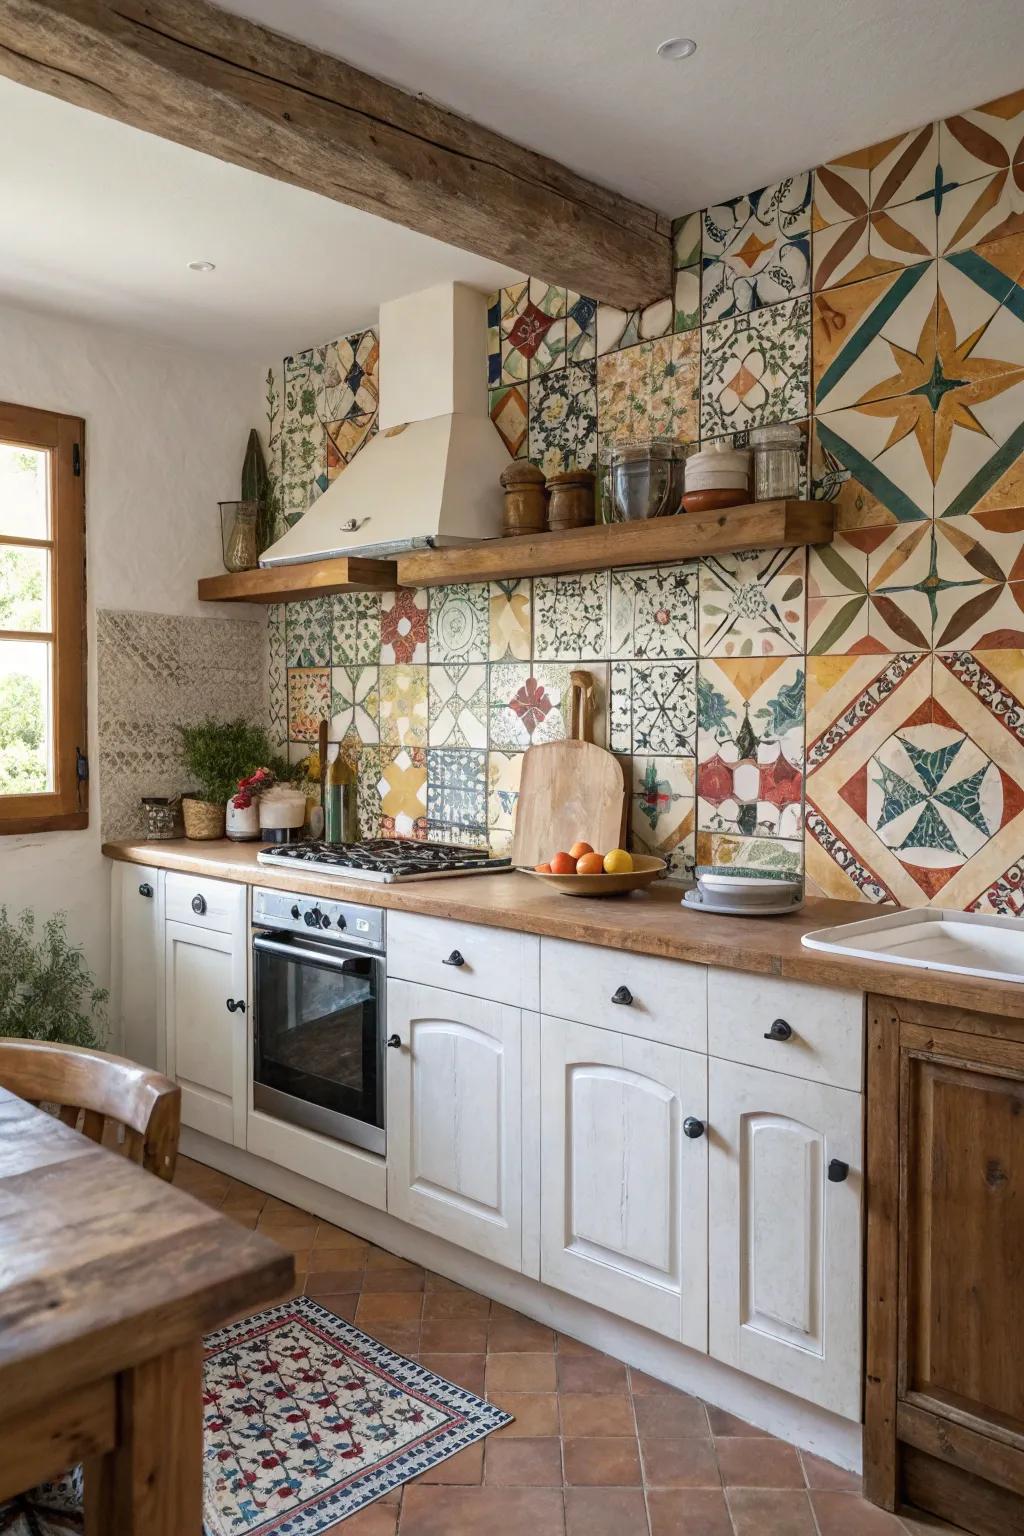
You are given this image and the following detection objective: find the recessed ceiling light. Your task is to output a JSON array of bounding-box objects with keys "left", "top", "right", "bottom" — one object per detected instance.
[
  {"left": 656, "top": 36, "right": 697, "bottom": 60},
  {"left": 187, "top": 259, "right": 216, "bottom": 272}
]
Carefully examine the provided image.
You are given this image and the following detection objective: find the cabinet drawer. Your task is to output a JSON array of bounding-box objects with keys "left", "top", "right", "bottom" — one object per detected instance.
[
  {"left": 165, "top": 871, "right": 245, "bottom": 935},
  {"left": 708, "top": 971, "right": 863, "bottom": 1091},
  {"left": 540, "top": 937, "right": 706, "bottom": 1051},
  {"left": 387, "top": 912, "right": 538, "bottom": 1008}
]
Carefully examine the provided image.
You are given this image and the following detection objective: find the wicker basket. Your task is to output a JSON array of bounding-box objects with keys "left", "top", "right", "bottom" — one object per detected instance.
[{"left": 181, "top": 797, "right": 226, "bottom": 840}]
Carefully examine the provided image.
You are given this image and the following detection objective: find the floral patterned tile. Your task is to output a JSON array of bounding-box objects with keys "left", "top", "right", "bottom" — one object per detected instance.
[
  {"left": 489, "top": 385, "right": 529, "bottom": 459},
  {"left": 286, "top": 598, "right": 331, "bottom": 667},
  {"left": 378, "top": 664, "right": 428, "bottom": 748},
  {"left": 489, "top": 579, "right": 532, "bottom": 662},
  {"left": 489, "top": 662, "right": 608, "bottom": 751},
  {"left": 565, "top": 293, "right": 598, "bottom": 363},
  {"left": 336, "top": 741, "right": 383, "bottom": 837},
  {"left": 701, "top": 173, "right": 811, "bottom": 321},
  {"left": 596, "top": 297, "right": 674, "bottom": 355},
  {"left": 939, "top": 89, "right": 1024, "bottom": 188},
  {"left": 697, "top": 657, "right": 805, "bottom": 840},
  {"left": 811, "top": 396, "right": 935, "bottom": 531},
  {"left": 428, "top": 583, "right": 490, "bottom": 664},
  {"left": 937, "top": 165, "right": 1024, "bottom": 255},
  {"left": 528, "top": 360, "right": 598, "bottom": 473},
  {"left": 596, "top": 333, "right": 700, "bottom": 445},
  {"left": 267, "top": 604, "right": 287, "bottom": 757},
  {"left": 700, "top": 296, "right": 810, "bottom": 437},
  {"left": 426, "top": 749, "right": 488, "bottom": 845},
  {"left": 630, "top": 756, "right": 696, "bottom": 879},
  {"left": 674, "top": 267, "right": 701, "bottom": 334},
  {"left": 333, "top": 592, "right": 382, "bottom": 666},
  {"left": 287, "top": 666, "right": 330, "bottom": 743},
  {"left": 812, "top": 199, "right": 937, "bottom": 292},
  {"left": 330, "top": 665, "right": 379, "bottom": 744},
  {"left": 534, "top": 571, "right": 608, "bottom": 660},
  {"left": 377, "top": 746, "right": 427, "bottom": 840},
  {"left": 609, "top": 564, "right": 698, "bottom": 658},
  {"left": 813, "top": 123, "right": 939, "bottom": 228},
  {"left": 673, "top": 211, "right": 701, "bottom": 270},
  {"left": 699, "top": 547, "right": 807, "bottom": 656},
  {"left": 812, "top": 263, "right": 937, "bottom": 414},
  {"left": 487, "top": 751, "right": 524, "bottom": 856},
  {"left": 428, "top": 662, "right": 488, "bottom": 748},
  {"left": 610, "top": 660, "right": 697, "bottom": 755},
  {"left": 381, "top": 588, "right": 428, "bottom": 665}
]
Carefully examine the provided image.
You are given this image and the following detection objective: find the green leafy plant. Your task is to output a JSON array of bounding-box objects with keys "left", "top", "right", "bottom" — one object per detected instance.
[
  {"left": 0, "top": 908, "right": 108, "bottom": 1047},
  {"left": 177, "top": 717, "right": 291, "bottom": 806}
]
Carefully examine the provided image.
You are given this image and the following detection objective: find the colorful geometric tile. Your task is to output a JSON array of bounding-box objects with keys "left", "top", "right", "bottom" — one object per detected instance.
[
  {"left": 695, "top": 831, "right": 804, "bottom": 877},
  {"left": 325, "top": 413, "right": 376, "bottom": 478},
  {"left": 609, "top": 564, "right": 698, "bottom": 659},
  {"left": 500, "top": 281, "right": 566, "bottom": 381},
  {"left": 428, "top": 583, "right": 489, "bottom": 664},
  {"left": 528, "top": 360, "right": 598, "bottom": 473},
  {"left": 699, "top": 547, "right": 807, "bottom": 657},
  {"left": 377, "top": 746, "right": 427, "bottom": 840},
  {"left": 811, "top": 396, "right": 935, "bottom": 530},
  {"left": 674, "top": 267, "right": 701, "bottom": 334},
  {"left": 489, "top": 662, "right": 607, "bottom": 751},
  {"left": 938, "top": 165, "right": 1024, "bottom": 255},
  {"left": 428, "top": 663, "right": 488, "bottom": 748},
  {"left": 813, "top": 123, "right": 939, "bottom": 228},
  {"left": 808, "top": 523, "right": 941, "bottom": 655},
  {"left": 701, "top": 173, "right": 811, "bottom": 321},
  {"left": 380, "top": 588, "right": 428, "bottom": 665},
  {"left": 426, "top": 748, "right": 488, "bottom": 845},
  {"left": 596, "top": 297, "right": 674, "bottom": 355},
  {"left": 287, "top": 666, "right": 330, "bottom": 743},
  {"left": 487, "top": 292, "right": 502, "bottom": 388},
  {"left": 286, "top": 598, "right": 331, "bottom": 667},
  {"left": 596, "top": 333, "right": 700, "bottom": 445},
  {"left": 700, "top": 297, "right": 810, "bottom": 437},
  {"left": 630, "top": 756, "right": 696, "bottom": 879},
  {"left": 489, "top": 579, "right": 532, "bottom": 662},
  {"left": 813, "top": 262, "right": 937, "bottom": 414},
  {"left": 332, "top": 592, "right": 382, "bottom": 667},
  {"left": 330, "top": 665, "right": 379, "bottom": 744},
  {"left": 565, "top": 292, "right": 598, "bottom": 363},
  {"left": 697, "top": 656, "right": 805, "bottom": 840},
  {"left": 939, "top": 89, "right": 1024, "bottom": 187},
  {"left": 610, "top": 660, "right": 697, "bottom": 755},
  {"left": 932, "top": 515, "right": 1024, "bottom": 649},
  {"left": 487, "top": 751, "right": 524, "bottom": 857},
  {"left": 378, "top": 664, "right": 428, "bottom": 748},
  {"left": 812, "top": 200, "right": 937, "bottom": 292},
  {"left": 317, "top": 330, "right": 379, "bottom": 422},
  {"left": 489, "top": 385, "right": 528, "bottom": 459},
  {"left": 673, "top": 211, "right": 701, "bottom": 270},
  {"left": 534, "top": 571, "right": 608, "bottom": 660}
]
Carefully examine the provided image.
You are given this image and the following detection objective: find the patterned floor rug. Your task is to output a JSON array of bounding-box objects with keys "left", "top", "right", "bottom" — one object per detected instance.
[{"left": 1, "top": 1297, "right": 512, "bottom": 1535}]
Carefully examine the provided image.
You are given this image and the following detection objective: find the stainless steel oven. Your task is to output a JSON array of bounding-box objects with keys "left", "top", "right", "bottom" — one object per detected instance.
[{"left": 251, "top": 886, "right": 387, "bottom": 1155}]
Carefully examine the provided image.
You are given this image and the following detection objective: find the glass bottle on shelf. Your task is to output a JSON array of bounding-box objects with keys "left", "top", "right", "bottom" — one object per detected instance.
[{"left": 324, "top": 746, "right": 358, "bottom": 844}]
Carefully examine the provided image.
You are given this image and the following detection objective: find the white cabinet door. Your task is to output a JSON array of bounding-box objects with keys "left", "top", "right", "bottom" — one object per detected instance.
[
  {"left": 111, "top": 863, "right": 163, "bottom": 1069},
  {"left": 708, "top": 1058, "right": 862, "bottom": 1421},
  {"left": 386, "top": 980, "right": 524, "bottom": 1270},
  {"left": 539, "top": 1016, "right": 708, "bottom": 1347},
  {"left": 165, "top": 881, "right": 247, "bottom": 1146}
]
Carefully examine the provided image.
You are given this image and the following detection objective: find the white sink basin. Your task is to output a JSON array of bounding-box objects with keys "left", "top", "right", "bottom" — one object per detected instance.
[{"left": 801, "top": 908, "right": 1024, "bottom": 985}]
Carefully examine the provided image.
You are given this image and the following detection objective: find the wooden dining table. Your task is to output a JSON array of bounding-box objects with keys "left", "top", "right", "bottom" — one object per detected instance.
[{"left": 0, "top": 1087, "right": 293, "bottom": 1532}]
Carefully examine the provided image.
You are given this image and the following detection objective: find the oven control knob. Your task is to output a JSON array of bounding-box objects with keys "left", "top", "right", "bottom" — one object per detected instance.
[
  {"left": 290, "top": 904, "right": 301, "bottom": 920},
  {"left": 320, "top": 912, "right": 332, "bottom": 929},
  {"left": 304, "top": 909, "right": 319, "bottom": 927},
  {"left": 335, "top": 913, "right": 347, "bottom": 930}
]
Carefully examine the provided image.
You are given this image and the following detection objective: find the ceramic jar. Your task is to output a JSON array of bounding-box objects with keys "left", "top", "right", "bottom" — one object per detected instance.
[
  {"left": 259, "top": 786, "right": 308, "bottom": 844},
  {"left": 225, "top": 797, "right": 261, "bottom": 841},
  {"left": 545, "top": 469, "right": 596, "bottom": 531},
  {"left": 500, "top": 462, "right": 547, "bottom": 536},
  {"left": 682, "top": 440, "right": 751, "bottom": 514}
]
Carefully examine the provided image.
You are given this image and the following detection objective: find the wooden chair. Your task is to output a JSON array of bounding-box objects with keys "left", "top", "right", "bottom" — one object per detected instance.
[{"left": 0, "top": 1039, "right": 181, "bottom": 1182}]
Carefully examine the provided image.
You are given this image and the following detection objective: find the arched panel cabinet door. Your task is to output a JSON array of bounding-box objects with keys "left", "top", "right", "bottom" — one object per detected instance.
[
  {"left": 708, "top": 1058, "right": 862, "bottom": 1422},
  {"left": 539, "top": 1015, "right": 708, "bottom": 1349},
  {"left": 386, "top": 979, "right": 524, "bottom": 1271}
]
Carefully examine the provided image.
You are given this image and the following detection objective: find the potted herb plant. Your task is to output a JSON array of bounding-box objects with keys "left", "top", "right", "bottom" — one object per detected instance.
[
  {"left": 0, "top": 908, "right": 108, "bottom": 1047},
  {"left": 176, "top": 718, "right": 287, "bottom": 840}
]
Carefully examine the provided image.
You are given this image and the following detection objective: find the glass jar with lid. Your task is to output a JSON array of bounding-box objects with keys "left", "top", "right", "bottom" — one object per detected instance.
[
  {"left": 607, "top": 438, "right": 688, "bottom": 521},
  {"left": 749, "top": 423, "right": 803, "bottom": 501}
]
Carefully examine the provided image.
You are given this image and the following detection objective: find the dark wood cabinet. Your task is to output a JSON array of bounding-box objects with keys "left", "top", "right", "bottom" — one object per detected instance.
[{"left": 866, "top": 995, "right": 1024, "bottom": 1535}]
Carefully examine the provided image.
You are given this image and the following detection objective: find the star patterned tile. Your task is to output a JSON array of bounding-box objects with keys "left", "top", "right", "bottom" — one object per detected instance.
[
  {"left": 533, "top": 572, "right": 608, "bottom": 661},
  {"left": 812, "top": 262, "right": 938, "bottom": 414},
  {"left": 812, "top": 200, "right": 937, "bottom": 292},
  {"left": 697, "top": 657, "right": 805, "bottom": 840},
  {"left": 700, "top": 297, "right": 810, "bottom": 437},
  {"left": 380, "top": 589, "right": 428, "bottom": 665},
  {"left": 811, "top": 396, "right": 935, "bottom": 531},
  {"left": 428, "top": 583, "right": 489, "bottom": 664},
  {"left": 701, "top": 173, "right": 811, "bottom": 321},
  {"left": 427, "top": 663, "right": 488, "bottom": 749},
  {"left": 609, "top": 564, "right": 698, "bottom": 659},
  {"left": 489, "top": 579, "right": 532, "bottom": 662},
  {"left": 630, "top": 756, "right": 696, "bottom": 879},
  {"left": 528, "top": 360, "right": 598, "bottom": 473},
  {"left": 939, "top": 89, "right": 1024, "bottom": 188},
  {"left": 330, "top": 665, "right": 379, "bottom": 744},
  {"left": 378, "top": 665, "right": 428, "bottom": 748},
  {"left": 610, "top": 660, "right": 697, "bottom": 756},
  {"left": 377, "top": 746, "right": 427, "bottom": 840},
  {"left": 813, "top": 123, "right": 939, "bottom": 228},
  {"left": 937, "top": 165, "right": 1024, "bottom": 255}
]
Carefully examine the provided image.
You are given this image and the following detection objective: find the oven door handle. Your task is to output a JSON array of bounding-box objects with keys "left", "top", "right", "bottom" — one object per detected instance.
[{"left": 252, "top": 933, "right": 374, "bottom": 971}]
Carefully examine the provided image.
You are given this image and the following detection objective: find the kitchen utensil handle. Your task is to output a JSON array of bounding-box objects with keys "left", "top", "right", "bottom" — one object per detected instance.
[
  {"left": 568, "top": 669, "right": 595, "bottom": 744},
  {"left": 318, "top": 718, "right": 328, "bottom": 804}
]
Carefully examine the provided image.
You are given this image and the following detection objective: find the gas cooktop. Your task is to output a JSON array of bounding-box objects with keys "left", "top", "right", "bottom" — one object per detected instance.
[{"left": 256, "top": 838, "right": 511, "bottom": 883}]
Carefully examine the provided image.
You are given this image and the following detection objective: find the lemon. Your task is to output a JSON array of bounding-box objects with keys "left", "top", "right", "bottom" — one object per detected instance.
[{"left": 603, "top": 848, "right": 633, "bottom": 874}]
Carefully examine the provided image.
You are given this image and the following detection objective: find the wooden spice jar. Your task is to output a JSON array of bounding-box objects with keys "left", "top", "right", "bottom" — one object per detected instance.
[
  {"left": 500, "top": 461, "right": 547, "bottom": 536},
  {"left": 546, "top": 468, "right": 596, "bottom": 531}
]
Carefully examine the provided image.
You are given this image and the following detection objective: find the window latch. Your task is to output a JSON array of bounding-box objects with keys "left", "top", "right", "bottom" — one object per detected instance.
[
  {"left": 72, "top": 443, "right": 81, "bottom": 476},
  {"left": 76, "top": 748, "right": 89, "bottom": 782}
]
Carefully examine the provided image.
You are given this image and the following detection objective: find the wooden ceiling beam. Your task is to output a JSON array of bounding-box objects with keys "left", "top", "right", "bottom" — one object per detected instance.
[{"left": 0, "top": 0, "right": 671, "bottom": 307}]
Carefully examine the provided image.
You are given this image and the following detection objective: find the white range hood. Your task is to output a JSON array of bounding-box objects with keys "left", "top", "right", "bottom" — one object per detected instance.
[{"left": 260, "top": 282, "right": 510, "bottom": 566}]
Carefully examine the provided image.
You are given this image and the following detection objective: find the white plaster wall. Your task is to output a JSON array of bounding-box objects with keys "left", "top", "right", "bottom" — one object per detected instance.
[{"left": 0, "top": 299, "right": 261, "bottom": 988}]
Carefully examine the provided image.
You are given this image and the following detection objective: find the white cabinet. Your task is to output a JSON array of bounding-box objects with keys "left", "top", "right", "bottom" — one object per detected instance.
[
  {"left": 164, "top": 876, "right": 247, "bottom": 1147},
  {"left": 708, "top": 1058, "right": 862, "bottom": 1421},
  {"left": 386, "top": 979, "right": 525, "bottom": 1270},
  {"left": 110, "top": 862, "right": 163, "bottom": 1069},
  {"left": 539, "top": 1015, "right": 708, "bottom": 1348}
]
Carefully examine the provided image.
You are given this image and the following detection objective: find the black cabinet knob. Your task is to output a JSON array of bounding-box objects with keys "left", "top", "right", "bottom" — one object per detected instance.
[
  {"left": 611, "top": 985, "right": 634, "bottom": 1006},
  {"left": 443, "top": 950, "right": 465, "bottom": 968},
  {"left": 138, "top": 882, "right": 153, "bottom": 899},
  {"left": 828, "top": 1159, "right": 849, "bottom": 1183},
  {"left": 683, "top": 1117, "right": 705, "bottom": 1139},
  {"left": 191, "top": 894, "right": 206, "bottom": 916},
  {"left": 386, "top": 1033, "right": 403, "bottom": 1049},
  {"left": 764, "top": 1018, "right": 793, "bottom": 1041},
  {"left": 225, "top": 998, "right": 245, "bottom": 1013}
]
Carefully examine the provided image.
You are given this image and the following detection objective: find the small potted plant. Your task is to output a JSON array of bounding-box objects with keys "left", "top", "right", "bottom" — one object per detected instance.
[{"left": 177, "top": 718, "right": 284, "bottom": 840}]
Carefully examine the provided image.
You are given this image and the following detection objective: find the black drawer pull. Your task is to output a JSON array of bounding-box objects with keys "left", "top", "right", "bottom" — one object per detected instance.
[
  {"left": 443, "top": 950, "right": 465, "bottom": 968},
  {"left": 225, "top": 998, "right": 245, "bottom": 1014},
  {"left": 828, "top": 1159, "right": 849, "bottom": 1183},
  {"left": 764, "top": 1018, "right": 793, "bottom": 1041},
  {"left": 191, "top": 894, "right": 207, "bottom": 916},
  {"left": 611, "top": 985, "right": 633, "bottom": 1006},
  {"left": 386, "top": 1034, "right": 403, "bottom": 1049},
  {"left": 683, "top": 1117, "right": 705, "bottom": 1139},
  {"left": 138, "top": 882, "right": 153, "bottom": 899}
]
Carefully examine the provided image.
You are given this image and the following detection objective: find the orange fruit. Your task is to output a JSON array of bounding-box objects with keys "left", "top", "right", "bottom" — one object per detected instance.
[
  {"left": 535, "top": 861, "right": 552, "bottom": 873},
  {"left": 576, "top": 851, "right": 605, "bottom": 875},
  {"left": 550, "top": 850, "right": 578, "bottom": 875},
  {"left": 569, "top": 840, "right": 594, "bottom": 860},
  {"left": 603, "top": 848, "right": 634, "bottom": 874}
]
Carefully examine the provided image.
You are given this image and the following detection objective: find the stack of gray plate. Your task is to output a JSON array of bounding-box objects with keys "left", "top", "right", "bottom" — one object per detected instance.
[{"left": 682, "top": 866, "right": 803, "bottom": 916}]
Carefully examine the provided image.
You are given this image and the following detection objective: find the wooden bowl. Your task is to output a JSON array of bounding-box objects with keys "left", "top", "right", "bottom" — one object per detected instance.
[{"left": 520, "top": 854, "right": 667, "bottom": 897}]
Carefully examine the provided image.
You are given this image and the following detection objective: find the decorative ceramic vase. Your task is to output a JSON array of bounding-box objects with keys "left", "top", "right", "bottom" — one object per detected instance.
[{"left": 225, "top": 798, "right": 261, "bottom": 841}]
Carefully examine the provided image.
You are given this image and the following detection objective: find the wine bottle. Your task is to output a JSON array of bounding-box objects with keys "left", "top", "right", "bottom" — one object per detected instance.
[{"left": 324, "top": 747, "right": 358, "bottom": 844}]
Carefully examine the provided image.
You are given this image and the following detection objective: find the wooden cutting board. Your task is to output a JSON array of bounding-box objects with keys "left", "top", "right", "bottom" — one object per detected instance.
[{"left": 511, "top": 740, "right": 626, "bottom": 867}]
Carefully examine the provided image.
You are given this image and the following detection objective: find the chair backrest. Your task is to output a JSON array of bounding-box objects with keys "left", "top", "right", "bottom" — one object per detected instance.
[{"left": 0, "top": 1039, "right": 181, "bottom": 1181}]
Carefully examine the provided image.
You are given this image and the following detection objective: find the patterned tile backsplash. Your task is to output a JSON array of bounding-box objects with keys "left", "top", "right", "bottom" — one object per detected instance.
[{"left": 264, "top": 85, "right": 1024, "bottom": 910}]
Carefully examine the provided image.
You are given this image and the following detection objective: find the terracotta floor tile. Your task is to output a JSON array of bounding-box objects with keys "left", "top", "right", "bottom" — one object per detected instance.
[
  {"left": 332, "top": 1499, "right": 400, "bottom": 1534},
  {"left": 634, "top": 1392, "right": 708, "bottom": 1439},
  {"left": 486, "top": 1353, "right": 557, "bottom": 1393},
  {"left": 223, "top": 1210, "right": 260, "bottom": 1230},
  {"left": 557, "top": 1352, "right": 629, "bottom": 1395},
  {"left": 640, "top": 1438, "right": 721, "bottom": 1489},
  {"left": 419, "top": 1319, "right": 489, "bottom": 1353},
  {"left": 360, "top": 1268, "right": 427, "bottom": 1293},
  {"left": 257, "top": 1223, "right": 318, "bottom": 1251},
  {"left": 367, "top": 1323, "right": 421, "bottom": 1354},
  {"left": 488, "top": 1392, "right": 560, "bottom": 1438},
  {"left": 704, "top": 1406, "right": 763, "bottom": 1436},
  {"left": 308, "top": 1247, "right": 367, "bottom": 1272},
  {"left": 416, "top": 1440, "right": 484, "bottom": 1485},
  {"left": 555, "top": 1334, "right": 602, "bottom": 1356},
  {"left": 896, "top": 1509, "right": 966, "bottom": 1534},
  {"left": 422, "top": 1292, "right": 491, "bottom": 1321},
  {"left": 397, "top": 1485, "right": 565, "bottom": 1535},
  {"left": 564, "top": 1487, "right": 649, "bottom": 1535},
  {"left": 559, "top": 1392, "right": 636, "bottom": 1437},
  {"left": 425, "top": 1271, "right": 474, "bottom": 1292},
  {"left": 418, "top": 1353, "right": 486, "bottom": 1394},
  {"left": 304, "top": 1269, "right": 365, "bottom": 1296},
  {"left": 812, "top": 1491, "right": 908, "bottom": 1533},
  {"left": 354, "top": 1293, "right": 424, "bottom": 1324},
  {"left": 728, "top": 1488, "right": 817, "bottom": 1535},
  {"left": 647, "top": 1488, "right": 732, "bottom": 1535},
  {"left": 715, "top": 1437, "right": 803, "bottom": 1489},
  {"left": 563, "top": 1436, "right": 642, "bottom": 1487},
  {"left": 484, "top": 1437, "right": 563, "bottom": 1487},
  {"left": 628, "top": 1367, "right": 678, "bottom": 1394},
  {"left": 800, "top": 1450, "right": 862, "bottom": 1492},
  {"left": 310, "top": 1292, "right": 359, "bottom": 1322},
  {"left": 488, "top": 1316, "right": 556, "bottom": 1352},
  {"left": 364, "top": 1246, "right": 420, "bottom": 1270},
  {"left": 314, "top": 1222, "right": 370, "bottom": 1250}
]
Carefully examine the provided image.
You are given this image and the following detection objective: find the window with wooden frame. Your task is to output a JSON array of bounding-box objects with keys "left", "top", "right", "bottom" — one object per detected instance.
[{"left": 0, "top": 401, "right": 87, "bottom": 833}]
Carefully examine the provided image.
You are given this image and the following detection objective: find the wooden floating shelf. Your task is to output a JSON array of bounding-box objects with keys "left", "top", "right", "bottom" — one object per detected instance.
[{"left": 197, "top": 502, "right": 834, "bottom": 603}]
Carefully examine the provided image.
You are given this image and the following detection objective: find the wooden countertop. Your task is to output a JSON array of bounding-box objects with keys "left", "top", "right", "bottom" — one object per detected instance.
[{"left": 104, "top": 838, "right": 1024, "bottom": 1019}]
